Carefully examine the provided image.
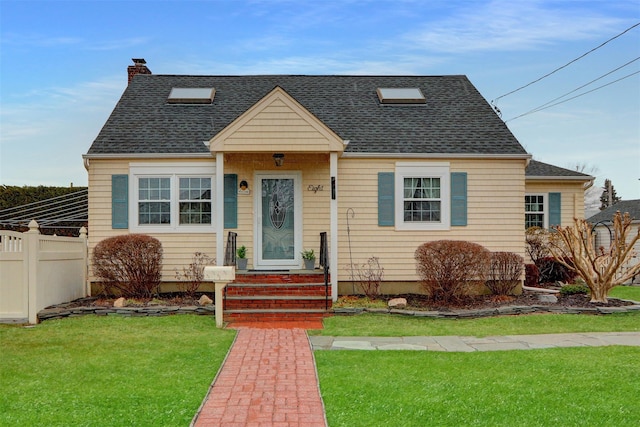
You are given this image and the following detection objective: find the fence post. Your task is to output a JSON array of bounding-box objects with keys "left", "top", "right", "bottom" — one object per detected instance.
[
  {"left": 26, "top": 220, "right": 40, "bottom": 324},
  {"left": 79, "top": 226, "right": 89, "bottom": 296}
]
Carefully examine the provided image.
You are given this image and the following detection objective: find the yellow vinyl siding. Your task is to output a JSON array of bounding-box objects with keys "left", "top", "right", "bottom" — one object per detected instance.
[
  {"left": 225, "top": 100, "right": 332, "bottom": 149},
  {"left": 222, "top": 153, "right": 331, "bottom": 269},
  {"left": 337, "top": 158, "right": 527, "bottom": 281},
  {"left": 87, "top": 158, "right": 216, "bottom": 282},
  {"left": 89, "top": 155, "right": 540, "bottom": 284},
  {"left": 210, "top": 87, "right": 345, "bottom": 153},
  {"left": 525, "top": 181, "right": 587, "bottom": 226}
]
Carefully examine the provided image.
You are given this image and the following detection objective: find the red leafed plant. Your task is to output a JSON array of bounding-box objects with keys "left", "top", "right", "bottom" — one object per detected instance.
[{"left": 92, "top": 234, "right": 163, "bottom": 298}]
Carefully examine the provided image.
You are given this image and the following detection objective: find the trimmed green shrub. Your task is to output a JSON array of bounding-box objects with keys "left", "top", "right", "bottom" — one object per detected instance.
[
  {"left": 92, "top": 234, "right": 163, "bottom": 298},
  {"left": 415, "top": 240, "right": 491, "bottom": 304},
  {"left": 560, "top": 284, "right": 590, "bottom": 296}
]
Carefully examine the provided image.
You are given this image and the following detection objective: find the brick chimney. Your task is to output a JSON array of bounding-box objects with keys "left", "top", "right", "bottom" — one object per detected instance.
[{"left": 127, "top": 58, "right": 152, "bottom": 84}]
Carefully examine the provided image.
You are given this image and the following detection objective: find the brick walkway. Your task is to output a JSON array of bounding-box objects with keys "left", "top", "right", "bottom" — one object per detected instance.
[{"left": 192, "top": 327, "right": 327, "bottom": 426}]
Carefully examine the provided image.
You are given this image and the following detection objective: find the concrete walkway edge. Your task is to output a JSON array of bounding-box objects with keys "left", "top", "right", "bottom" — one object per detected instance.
[{"left": 310, "top": 332, "right": 640, "bottom": 352}]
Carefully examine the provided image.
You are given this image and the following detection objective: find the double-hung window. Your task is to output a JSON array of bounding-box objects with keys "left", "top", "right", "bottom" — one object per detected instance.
[
  {"left": 525, "top": 194, "right": 546, "bottom": 229},
  {"left": 179, "top": 177, "right": 212, "bottom": 225},
  {"left": 403, "top": 177, "right": 441, "bottom": 222},
  {"left": 524, "top": 193, "right": 561, "bottom": 229},
  {"left": 138, "top": 177, "right": 171, "bottom": 224},
  {"left": 129, "top": 163, "right": 215, "bottom": 232},
  {"left": 395, "top": 163, "right": 450, "bottom": 230}
]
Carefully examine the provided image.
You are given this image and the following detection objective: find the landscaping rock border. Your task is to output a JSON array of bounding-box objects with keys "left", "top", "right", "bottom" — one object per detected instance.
[
  {"left": 332, "top": 299, "right": 640, "bottom": 319},
  {"left": 38, "top": 304, "right": 216, "bottom": 322},
  {"left": 37, "top": 298, "right": 640, "bottom": 322}
]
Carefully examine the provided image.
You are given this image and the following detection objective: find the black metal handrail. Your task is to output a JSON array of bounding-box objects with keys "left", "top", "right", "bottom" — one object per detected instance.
[
  {"left": 320, "top": 232, "right": 329, "bottom": 310},
  {"left": 224, "top": 232, "right": 237, "bottom": 266}
]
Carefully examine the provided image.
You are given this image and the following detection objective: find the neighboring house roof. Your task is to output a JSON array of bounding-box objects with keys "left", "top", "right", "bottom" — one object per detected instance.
[
  {"left": 587, "top": 199, "right": 640, "bottom": 223},
  {"left": 86, "top": 74, "right": 528, "bottom": 157},
  {"left": 525, "top": 160, "right": 592, "bottom": 180}
]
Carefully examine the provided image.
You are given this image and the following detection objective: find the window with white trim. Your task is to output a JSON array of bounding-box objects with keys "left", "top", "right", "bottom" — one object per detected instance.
[
  {"left": 395, "top": 163, "right": 450, "bottom": 230},
  {"left": 403, "top": 177, "right": 441, "bottom": 222},
  {"left": 129, "top": 164, "right": 215, "bottom": 232},
  {"left": 138, "top": 177, "right": 171, "bottom": 224},
  {"left": 179, "top": 177, "right": 212, "bottom": 225},
  {"left": 525, "top": 194, "right": 546, "bottom": 229}
]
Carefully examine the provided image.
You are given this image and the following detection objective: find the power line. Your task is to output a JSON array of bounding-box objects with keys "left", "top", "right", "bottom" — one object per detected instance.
[
  {"left": 492, "top": 21, "right": 640, "bottom": 105},
  {"left": 506, "top": 57, "right": 640, "bottom": 120},
  {"left": 505, "top": 70, "right": 640, "bottom": 122}
]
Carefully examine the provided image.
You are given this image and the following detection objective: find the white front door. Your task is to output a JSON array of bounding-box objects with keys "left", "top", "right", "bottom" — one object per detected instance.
[{"left": 255, "top": 172, "right": 302, "bottom": 269}]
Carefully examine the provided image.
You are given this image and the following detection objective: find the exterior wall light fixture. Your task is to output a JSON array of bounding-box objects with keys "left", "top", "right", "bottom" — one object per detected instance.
[{"left": 273, "top": 153, "right": 285, "bottom": 167}]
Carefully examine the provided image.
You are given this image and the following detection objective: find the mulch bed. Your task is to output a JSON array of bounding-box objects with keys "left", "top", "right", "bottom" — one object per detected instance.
[
  {"left": 56, "top": 293, "right": 207, "bottom": 309},
  {"left": 376, "top": 292, "right": 635, "bottom": 312},
  {"left": 56, "top": 291, "right": 635, "bottom": 311}
]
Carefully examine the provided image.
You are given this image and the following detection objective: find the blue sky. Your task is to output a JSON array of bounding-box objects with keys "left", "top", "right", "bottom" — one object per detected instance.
[{"left": 1, "top": 0, "right": 639, "bottom": 202}]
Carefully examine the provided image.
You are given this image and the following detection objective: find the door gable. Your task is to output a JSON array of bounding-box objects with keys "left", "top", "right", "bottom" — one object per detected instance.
[{"left": 210, "top": 86, "right": 345, "bottom": 153}]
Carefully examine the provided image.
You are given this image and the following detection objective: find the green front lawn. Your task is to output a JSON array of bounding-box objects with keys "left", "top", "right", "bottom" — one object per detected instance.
[
  {"left": 316, "top": 346, "right": 640, "bottom": 426},
  {"left": 315, "top": 285, "right": 640, "bottom": 337},
  {"left": 0, "top": 316, "right": 235, "bottom": 426},
  {"left": 609, "top": 285, "right": 640, "bottom": 301},
  {"left": 316, "top": 285, "right": 640, "bottom": 426},
  {"left": 315, "top": 311, "right": 640, "bottom": 337}
]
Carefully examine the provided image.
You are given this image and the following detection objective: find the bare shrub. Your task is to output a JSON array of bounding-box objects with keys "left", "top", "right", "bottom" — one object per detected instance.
[
  {"left": 415, "top": 240, "right": 491, "bottom": 304},
  {"left": 525, "top": 226, "right": 550, "bottom": 265},
  {"left": 174, "top": 252, "right": 215, "bottom": 298},
  {"left": 92, "top": 234, "right": 163, "bottom": 298},
  {"left": 346, "top": 257, "right": 384, "bottom": 299},
  {"left": 486, "top": 252, "right": 524, "bottom": 296},
  {"left": 548, "top": 212, "right": 640, "bottom": 303}
]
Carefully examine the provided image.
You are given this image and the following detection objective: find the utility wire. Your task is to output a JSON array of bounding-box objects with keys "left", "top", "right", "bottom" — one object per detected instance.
[
  {"left": 492, "top": 21, "right": 640, "bottom": 104},
  {"left": 505, "top": 70, "right": 640, "bottom": 122},
  {"left": 507, "top": 56, "right": 640, "bottom": 120}
]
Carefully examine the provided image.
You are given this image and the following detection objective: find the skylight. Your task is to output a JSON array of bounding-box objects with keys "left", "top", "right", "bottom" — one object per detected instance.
[
  {"left": 377, "top": 88, "right": 425, "bottom": 104},
  {"left": 167, "top": 88, "right": 215, "bottom": 104}
]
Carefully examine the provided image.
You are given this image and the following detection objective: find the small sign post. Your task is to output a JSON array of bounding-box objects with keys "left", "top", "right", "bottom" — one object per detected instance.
[{"left": 203, "top": 266, "right": 235, "bottom": 328}]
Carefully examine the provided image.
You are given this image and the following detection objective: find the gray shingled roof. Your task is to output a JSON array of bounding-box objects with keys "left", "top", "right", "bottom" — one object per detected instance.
[
  {"left": 525, "top": 160, "right": 593, "bottom": 178},
  {"left": 86, "top": 74, "right": 528, "bottom": 156},
  {"left": 587, "top": 199, "right": 640, "bottom": 223}
]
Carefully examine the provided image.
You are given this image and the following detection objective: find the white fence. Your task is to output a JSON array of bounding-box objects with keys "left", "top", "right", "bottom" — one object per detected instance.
[
  {"left": 593, "top": 222, "right": 640, "bottom": 284},
  {"left": 0, "top": 220, "right": 88, "bottom": 324}
]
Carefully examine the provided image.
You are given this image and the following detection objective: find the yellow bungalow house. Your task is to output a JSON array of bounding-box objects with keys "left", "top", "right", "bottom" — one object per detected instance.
[{"left": 83, "top": 59, "right": 592, "bottom": 319}]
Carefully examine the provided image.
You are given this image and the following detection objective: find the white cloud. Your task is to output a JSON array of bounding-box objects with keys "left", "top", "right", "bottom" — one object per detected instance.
[{"left": 404, "top": 0, "right": 624, "bottom": 53}]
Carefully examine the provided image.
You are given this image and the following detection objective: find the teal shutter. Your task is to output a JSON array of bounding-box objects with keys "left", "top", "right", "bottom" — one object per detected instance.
[
  {"left": 450, "top": 172, "right": 467, "bottom": 226},
  {"left": 378, "top": 172, "right": 395, "bottom": 226},
  {"left": 112, "top": 175, "right": 128, "bottom": 229},
  {"left": 549, "top": 192, "right": 561, "bottom": 227},
  {"left": 224, "top": 174, "right": 238, "bottom": 228}
]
